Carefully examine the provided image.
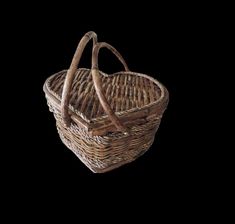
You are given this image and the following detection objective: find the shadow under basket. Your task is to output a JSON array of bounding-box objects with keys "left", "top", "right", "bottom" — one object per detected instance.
[{"left": 43, "top": 31, "right": 169, "bottom": 173}]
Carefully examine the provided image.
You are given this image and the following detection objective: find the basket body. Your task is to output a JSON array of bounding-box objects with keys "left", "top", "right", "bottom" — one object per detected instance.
[
  {"left": 51, "top": 103, "right": 161, "bottom": 173},
  {"left": 44, "top": 68, "right": 168, "bottom": 173}
]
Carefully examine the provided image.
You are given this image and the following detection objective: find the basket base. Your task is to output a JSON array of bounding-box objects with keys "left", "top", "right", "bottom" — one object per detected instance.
[{"left": 60, "top": 133, "right": 155, "bottom": 173}]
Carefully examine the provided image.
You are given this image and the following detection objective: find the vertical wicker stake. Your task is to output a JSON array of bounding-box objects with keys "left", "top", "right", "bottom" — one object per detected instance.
[{"left": 43, "top": 31, "right": 169, "bottom": 173}]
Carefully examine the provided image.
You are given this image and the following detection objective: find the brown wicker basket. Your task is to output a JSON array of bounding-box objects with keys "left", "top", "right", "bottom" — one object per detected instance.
[{"left": 43, "top": 31, "right": 169, "bottom": 173}]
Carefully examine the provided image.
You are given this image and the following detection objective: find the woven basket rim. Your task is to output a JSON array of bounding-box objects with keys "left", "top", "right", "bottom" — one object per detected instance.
[{"left": 44, "top": 68, "right": 168, "bottom": 123}]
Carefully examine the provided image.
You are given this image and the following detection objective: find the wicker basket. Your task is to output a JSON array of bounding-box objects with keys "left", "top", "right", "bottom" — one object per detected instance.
[{"left": 43, "top": 31, "right": 169, "bottom": 173}]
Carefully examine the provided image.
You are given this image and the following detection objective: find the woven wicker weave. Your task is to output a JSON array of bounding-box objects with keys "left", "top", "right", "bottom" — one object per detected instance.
[{"left": 43, "top": 31, "right": 169, "bottom": 173}]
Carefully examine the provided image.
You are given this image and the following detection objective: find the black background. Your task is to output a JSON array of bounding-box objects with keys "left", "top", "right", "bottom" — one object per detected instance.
[{"left": 3, "top": 3, "right": 214, "bottom": 212}]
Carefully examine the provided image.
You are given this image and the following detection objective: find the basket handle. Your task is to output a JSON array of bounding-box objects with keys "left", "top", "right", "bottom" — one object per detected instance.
[
  {"left": 92, "top": 42, "right": 130, "bottom": 134},
  {"left": 61, "top": 31, "right": 98, "bottom": 126}
]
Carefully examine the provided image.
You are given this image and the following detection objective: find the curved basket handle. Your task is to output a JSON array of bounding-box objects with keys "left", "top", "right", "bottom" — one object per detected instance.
[
  {"left": 92, "top": 42, "right": 130, "bottom": 134},
  {"left": 61, "top": 31, "right": 97, "bottom": 126}
]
